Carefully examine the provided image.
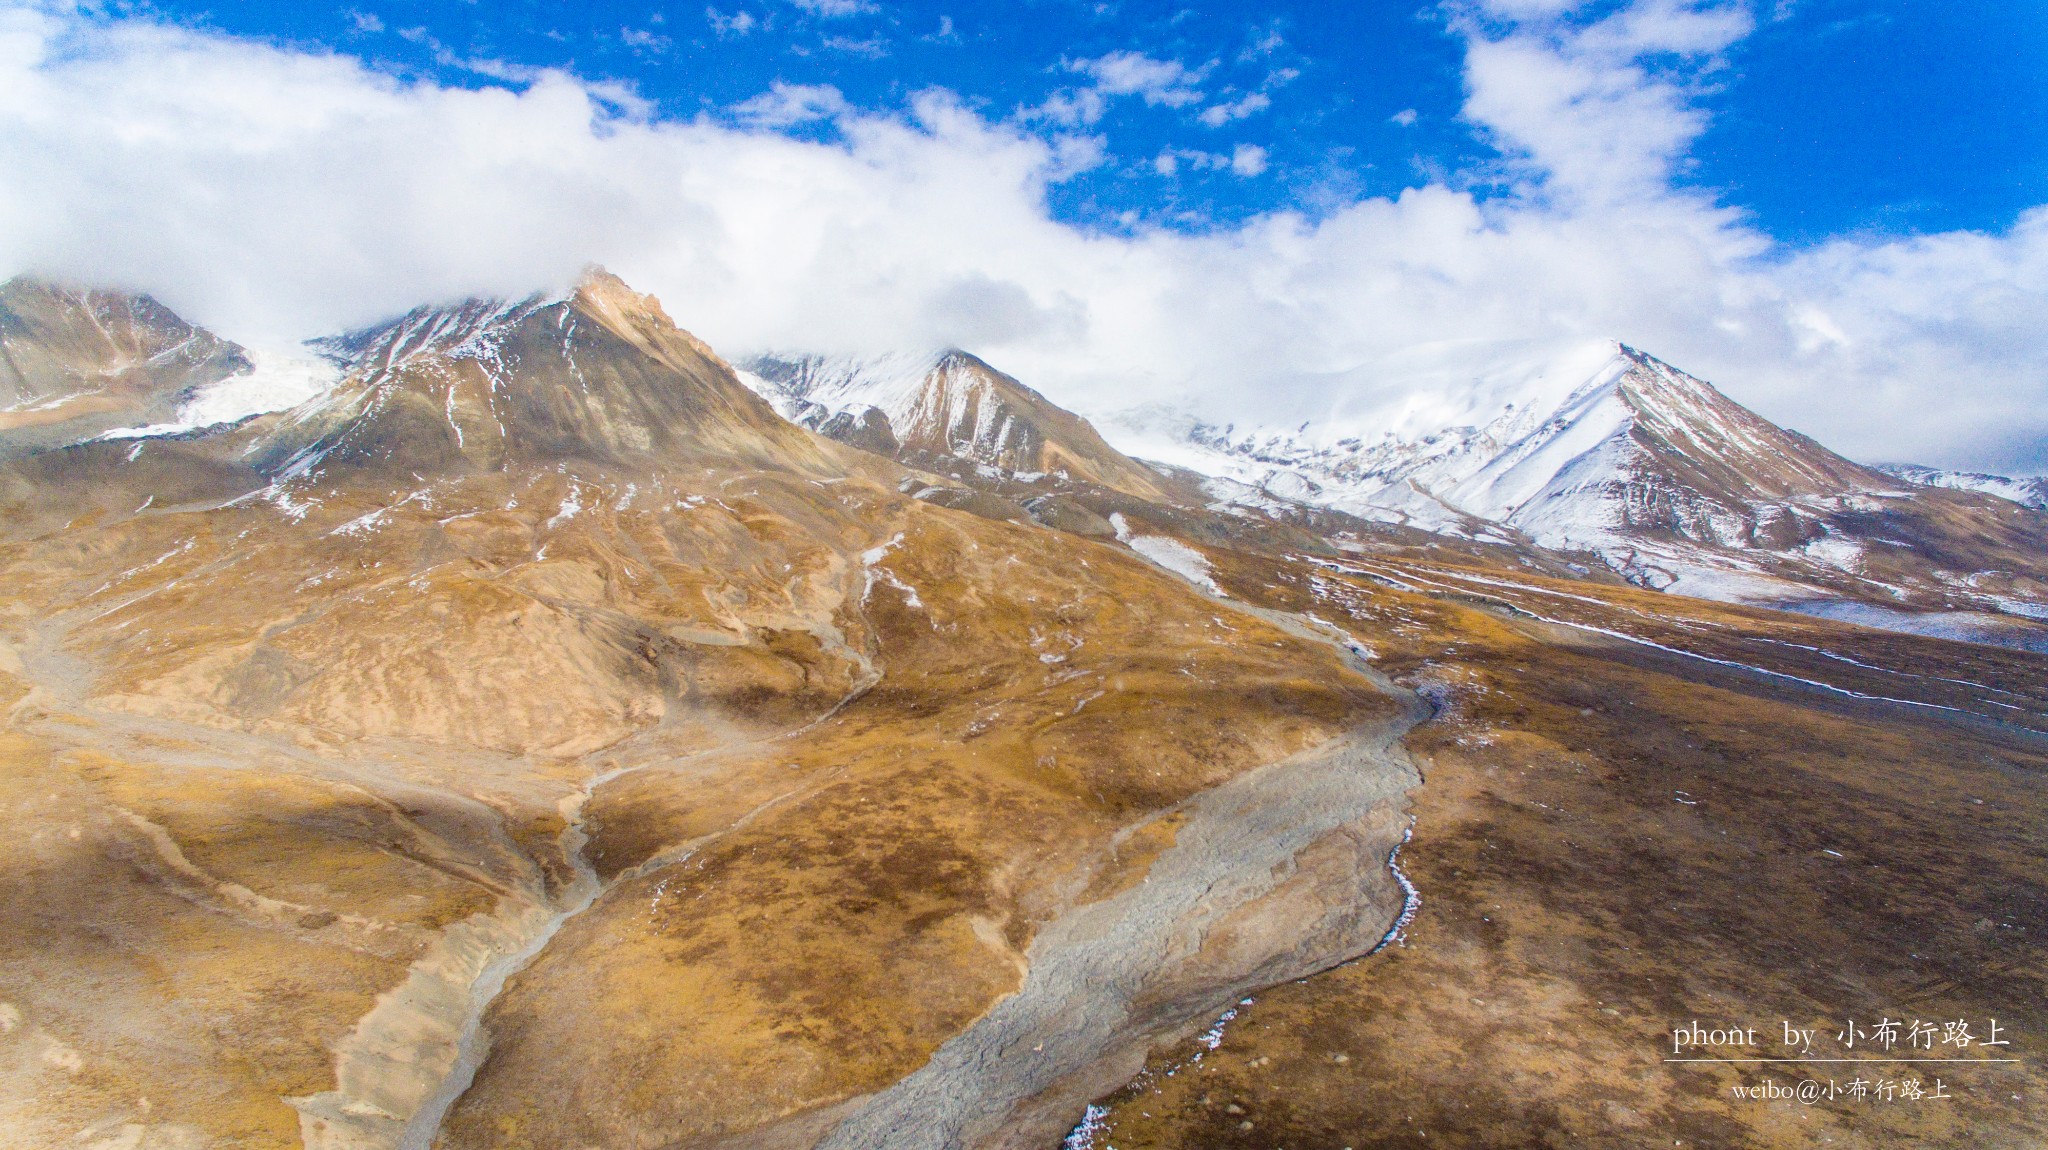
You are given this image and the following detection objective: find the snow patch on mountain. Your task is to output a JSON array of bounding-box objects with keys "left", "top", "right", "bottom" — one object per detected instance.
[
  {"left": 1104, "top": 337, "right": 1633, "bottom": 543},
  {"left": 1097, "top": 338, "right": 1974, "bottom": 608},
  {"left": 1110, "top": 512, "right": 1222, "bottom": 595},
  {"left": 96, "top": 347, "right": 339, "bottom": 440}
]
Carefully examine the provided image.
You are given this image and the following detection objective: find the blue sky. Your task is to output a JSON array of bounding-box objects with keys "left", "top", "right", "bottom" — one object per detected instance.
[{"left": 118, "top": 0, "right": 2048, "bottom": 243}]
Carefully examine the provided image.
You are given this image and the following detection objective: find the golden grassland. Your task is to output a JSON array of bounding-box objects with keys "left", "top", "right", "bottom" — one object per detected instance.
[{"left": 440, "top": 503, "right": 1385, "bottom": 1149}]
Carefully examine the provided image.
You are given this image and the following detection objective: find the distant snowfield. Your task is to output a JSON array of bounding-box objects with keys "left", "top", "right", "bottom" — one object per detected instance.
[{"left": 99, "top": 347, "right": 338, "bottom": 440}]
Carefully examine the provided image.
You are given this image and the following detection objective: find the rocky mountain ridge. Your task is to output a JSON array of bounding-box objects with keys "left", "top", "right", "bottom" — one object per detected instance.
[
  {"left": 10, "top": 278, "right": 2048, "bottom": 631},
  {"left": 3, "top": 270, "right": 2046, "bottom": 1150},
  {"left": 260, "top": 270, "right": 830, "bottom": 483}
]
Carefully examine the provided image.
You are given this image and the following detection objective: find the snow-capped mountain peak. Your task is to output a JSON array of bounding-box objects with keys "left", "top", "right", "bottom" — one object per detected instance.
[{"left": 739, "top": 347, "right": 1168, "bottom": 498}]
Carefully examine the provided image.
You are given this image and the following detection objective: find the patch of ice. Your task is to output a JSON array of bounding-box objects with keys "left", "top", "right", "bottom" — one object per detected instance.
[
  {"left": 1799, "top": 534, "right": 1865, "bottom": 573},
  {"left": 859, "top": 532, "right": 926, "bottom": 611},
  {"left": 330, "top": 507, "right": 388, "bottom": 537},
  {"left": 1061, "top": 1104, "right": 1111, "bottom": 1150},
  {"left": 1369, "top": 823, "right": 1420, "bottom": 952},
  {"left": 860, "top": 532, "right": 906, "bottom": 566}
]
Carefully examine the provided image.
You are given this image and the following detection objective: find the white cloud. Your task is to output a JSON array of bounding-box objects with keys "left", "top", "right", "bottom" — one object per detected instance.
[
  {"left": 1027, "top": 87, "right": 1106, "bottom": 127},
  {"left": 1030, "top": 51, "right": 1209, "bottom": 127},
  {"left": 730, "top": 81, "right": 851, "bottom": 126},
  {"left": 821, "top": 34, "right": 887, "bottom": 58},
  {"left": 1069, "top": 50, "right": 1205, "bottom": 107},
  {"left": 1453, "top": 0, "right": 1752, "bottom": 205},
  {"left": 619, "top": 26, "right": 670, "bottom": 51},
  {"left": 1153, "top": 146, "right": 1264, "bottom": 178},
  {"left": 787, "top": 0, "right": 876, "bottom": 17},
  {"left": 1390, "top": 108, "right": 1418, "bottom": 126},
  {"left": 1240, "top": 26, "right": 1284, "bottom": 60},
  {"left": 3, "top": 3, "right": 2047, "bottom": 473},
  {"left": 706, "top": 8, "right": 759, "bottom": 36},
  {"left": 1197, "top": 92, "right": 1269, "bottom": 127}
]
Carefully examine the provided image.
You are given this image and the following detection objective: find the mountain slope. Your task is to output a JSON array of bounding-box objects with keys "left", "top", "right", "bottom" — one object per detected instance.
[
  {"left": 0, "top": 276, "right": 253, "bottom": 454},
  {"left": 1117, "top": 340, "right": 2048, "bottom": 614},
  {"left": 741, "top": 349, "right": 1168, "bottom": 500},
  {"left": 5, "top": 271, "right": 2048, "bottom": 1150}
]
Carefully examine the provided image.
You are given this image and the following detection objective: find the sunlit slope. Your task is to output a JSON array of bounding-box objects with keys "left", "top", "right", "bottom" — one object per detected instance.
[{"left": 1084, "top": 547, "right": 2048, "bottom": 1150}]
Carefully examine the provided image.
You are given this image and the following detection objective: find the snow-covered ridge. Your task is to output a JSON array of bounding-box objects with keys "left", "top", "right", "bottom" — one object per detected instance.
[
  {"left": 1102, "top": 337, "right": 1635, "bottom": 539},
  {"left": 1105, "top": 340, "right": 1894, "bottom": 551},
  {"left": 1877, "top": 463, "right": 2048, "bottom": 511},
  {"left": 310, "top": 292, "right": 569, "bottom": 379},
  {"left": 1091, "top": 337, "right": 2046, "bottom": 611},
  {"left": 741, "top": 348, "right": 1035, "bottom": 465}
]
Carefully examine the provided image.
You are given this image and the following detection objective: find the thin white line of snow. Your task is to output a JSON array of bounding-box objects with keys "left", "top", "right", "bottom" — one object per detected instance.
[
  {"left": 859, "top": 532, "right": 927, "bottom": 612},
  {"left": 1407, "top": 563, "right": 2034, "bottom": 706},
  {"left": 1517, "top": 606, "right": 1967, "bottom": 714},
  {"left": 1742, "top": 636, "right": 2026, "bottom": 700}
]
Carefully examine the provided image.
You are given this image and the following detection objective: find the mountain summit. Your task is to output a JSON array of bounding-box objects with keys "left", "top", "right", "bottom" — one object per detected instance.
[
  {"left": 256, "top": 269, "right": 830, "bottom": 482},
  {"left": 740, "top": 348, "right": 1168, "bottom": 500},
  {"left": 5, "top": 271, "right": 2048, "bottom": 1150}
]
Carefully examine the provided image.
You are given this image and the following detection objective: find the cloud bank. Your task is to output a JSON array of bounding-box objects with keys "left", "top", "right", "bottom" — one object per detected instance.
[{"left": 2, "top": 1, "right": 2046, "bottom": 472}]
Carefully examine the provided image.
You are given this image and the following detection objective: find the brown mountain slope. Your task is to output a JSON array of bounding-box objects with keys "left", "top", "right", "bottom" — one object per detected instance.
[
  {"left": 256, "top": 270, "right": 831, "bottom": 481},
  {"left": 3, "top": 273, "right": 2044, "bottom": 1150},
  {"left": 1610, "top": 343, "right": 1887, "bottom": 507},
  {"left": 0, "top": 275, "right": 250, "bottom": 455},
  {"left": 1081, "top": 551, "right": 2048, "bottom": 1150}
]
